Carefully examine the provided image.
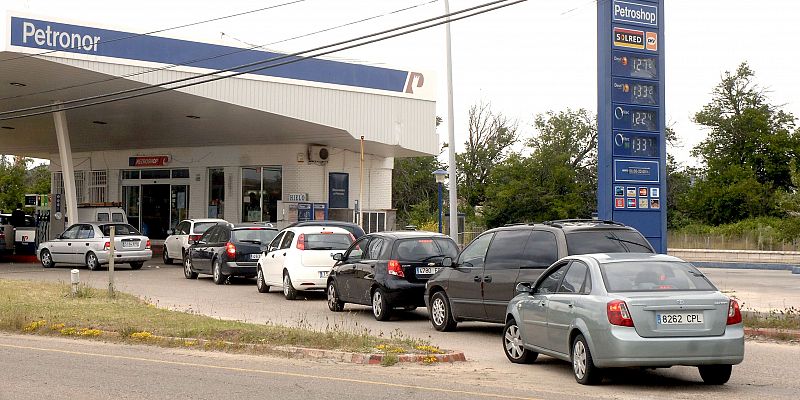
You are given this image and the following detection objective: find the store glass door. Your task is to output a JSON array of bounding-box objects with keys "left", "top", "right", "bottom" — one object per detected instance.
[
  {"left": 171, "top": 185, "right": 189, "bottom": 229},
  {"left": 141, "top": 184, "right": 170, "bottom": 239},
  {"left": 123, "top": 186, "right": 141, "bottom": 231}
]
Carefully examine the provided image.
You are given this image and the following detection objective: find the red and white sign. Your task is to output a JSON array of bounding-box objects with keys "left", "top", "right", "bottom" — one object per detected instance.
[{"left": 129, "top": 155, "right": 170, "bottom": 167}]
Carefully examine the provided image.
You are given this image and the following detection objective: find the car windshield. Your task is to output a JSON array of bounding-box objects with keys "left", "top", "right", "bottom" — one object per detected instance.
[
  {"left": 600, "top": 261, "right": 717, "bottom": 292},
  {"left": 395, "top": 238, "right": 458, "bottom": 261},
  {"left": 100, "top": 224, "right": 141, "bottom": 236},
  {"left": 304, "top": 233, "right": 353, "bottom": 250},
  {"left": 192, "top": 222, "right": 218, "bottom": 234},
  {"left": 566, "top": 230, "right": 653, "bottom": 254},
  {"left": 232, "top": 229, "right": 278, "bottom": 245}
]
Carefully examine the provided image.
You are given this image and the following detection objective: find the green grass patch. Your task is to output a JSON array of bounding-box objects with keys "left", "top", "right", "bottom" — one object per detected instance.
[
  {"left": 743, "top": 307, "right": 800, "bottom": 331},
  {"left": 0, "top": 279, "right": 430, "bottom": 354}
]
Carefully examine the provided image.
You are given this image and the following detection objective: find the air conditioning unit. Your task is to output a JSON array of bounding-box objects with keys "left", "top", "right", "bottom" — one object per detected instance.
[{"left": 308, "top": 145, "right": 330, "bottom": 162}]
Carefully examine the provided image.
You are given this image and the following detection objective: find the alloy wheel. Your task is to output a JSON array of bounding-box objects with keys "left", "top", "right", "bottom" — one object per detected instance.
[
  {"left": 573, "top": 339, "right": 587, "bottom": 380},
  {"left": 431, "top": 297, "right": 446, "bottom": 326},
  {"left": 372, "top": 290, "right": 383, "bottom": 318},
  {"left": 504, "top": 324, "right": 525, "bottom": 360},
  {"left": 283, "top": 275, "right": 290, "bottom": 296}
]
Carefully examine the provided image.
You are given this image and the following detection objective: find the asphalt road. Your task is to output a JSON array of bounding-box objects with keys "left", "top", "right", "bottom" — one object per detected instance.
[{"left": 1, "top": 260, "right": 799, "bottom": 399}]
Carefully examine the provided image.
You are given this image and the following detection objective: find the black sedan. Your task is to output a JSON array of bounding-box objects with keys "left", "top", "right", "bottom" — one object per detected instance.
[
  {"left": 326, "top": 231, "right": 459, "bottom": 321},
  {"left": 184, "top": 224, "right": 279, "bottom": 284}
]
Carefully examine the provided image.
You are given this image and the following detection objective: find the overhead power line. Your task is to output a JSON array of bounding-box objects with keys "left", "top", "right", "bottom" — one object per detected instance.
[{"left": 0, "top": 0, "right": 528, "bottom": 121}]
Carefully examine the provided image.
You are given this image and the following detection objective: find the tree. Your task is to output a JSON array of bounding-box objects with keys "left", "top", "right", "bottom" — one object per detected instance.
[
  {"left": 26, "top": 164, "right": 51, "bottom": 195},
  {"left": 456, "top": 102, "right": 518, "bottom": 208},
  {"left": 0, "top": 156, "right": 29, "bottom": 212},
  {"left": 392, "top": 156, "right": 442, "bottom": 226}
]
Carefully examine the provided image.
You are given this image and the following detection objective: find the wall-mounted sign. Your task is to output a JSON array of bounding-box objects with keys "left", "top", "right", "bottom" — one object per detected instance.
[
  {"left": 129, "top": 155, "right": 169, "bottom": 167},
  {"left": 328, "top": 173, "right": 349, "bottom": 209},
  {"left": 288, "top": 193, "right": 308, "bottom": 202},
  {"left": 297, "top": 202, "right": 313, "bottom": 222}
]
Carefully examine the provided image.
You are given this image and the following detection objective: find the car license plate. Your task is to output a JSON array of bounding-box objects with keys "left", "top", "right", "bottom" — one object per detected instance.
[
  {"left": 250, "top": 254, "right": 260, "bottom": 260},
  {"left": 319, "top": 271, "right": 329, "bottom": 279},
  {"left": 416, "top": 267, "right": 441, "bottom": 275},
  {"left": 122, "top": 241, "right": 138, "bottom": 248},
  {"left": 656, "top": 313, "right": 703, "bottom": 325}
]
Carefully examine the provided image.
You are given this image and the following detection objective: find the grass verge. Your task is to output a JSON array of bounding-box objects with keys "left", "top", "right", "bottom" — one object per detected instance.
[
  {"left": 0, "top": 279, "right": 440, "bottom": 356},
  {"left": 743, "top": 307, "right": 800, "bottom": 331}
]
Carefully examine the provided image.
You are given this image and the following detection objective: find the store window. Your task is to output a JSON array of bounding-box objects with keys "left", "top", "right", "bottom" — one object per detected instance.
[
  {"left": 241, "top": 167, "right": 282, "bottom": 223},
  {"left": 208, "top": 168, "right": 225, "bottom": 219}
]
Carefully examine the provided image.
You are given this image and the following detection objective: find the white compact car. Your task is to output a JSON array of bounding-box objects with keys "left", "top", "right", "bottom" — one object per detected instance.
[
  {"left": 256, "top": 226, "right": 354, "bottom": 300},
  {"left": 37, "top": 222, "right": 152, "bottom": 270},
  {"left": 163, "top": 218, "right": 227, "bottom": 264}
]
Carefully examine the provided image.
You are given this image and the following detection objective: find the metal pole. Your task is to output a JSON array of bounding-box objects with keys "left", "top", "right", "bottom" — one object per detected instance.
[
  {"left": 108, "top": 225, "right": 115, "bottom": 297},
  {"left": 52, "top": 102, "right": 78, "bottom": 226},
  {"left": 438, "top": 182, "right": 443, "bottom": 233},
  {"left": 359, "top": 136, "right": 364, "bottom": 227},
  {"left": 444, "top": 0, "right": 458, "bottom": 245}
]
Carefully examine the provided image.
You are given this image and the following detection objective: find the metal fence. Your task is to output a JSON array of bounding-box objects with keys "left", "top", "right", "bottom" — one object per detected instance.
[{"left": 667, "top": 232, "right": 800, "bottom": 252}]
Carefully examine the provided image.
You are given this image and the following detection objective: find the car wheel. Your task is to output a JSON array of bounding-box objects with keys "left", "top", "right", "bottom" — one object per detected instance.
[
  {"left": 371, "top": 288, "right": 392, "bottom": 321},
  {"left": 86, "top": 252, "right": 101, "bottom": 271},
  {"left": 162, "top": 246, "right": 173, "bottom": 265},
  {"left": 40, "top": 249, "right": 55, "bottom": 268},
  {"left": 327, "top": 281, "right": 345, "bottom": 312},
  {"left": 283, "top": 272, "right": 298, "bottom": 300},
  {"left": 256, "top": 268, "right": 270, "bottom": 293},
  {"left": 572, "top": 334, "right": 602, "bottom": 385},
  {"left": 212, "top": 258, "right": 228, "bottom": 285},
  {"left": 183, "top": 256, "right": 198, "bottom": 279},
  {"left": 130, "top": 261, "right": 144, "bottom": 270},
  {"left": 429, "top": 291, "right": 457, "bottom": 331},
  {"left": 698, "top": 365, "right": 732, "bottom": 385},
  {"left": 502, "top": 318, "right": 538, "bottom": 364}
]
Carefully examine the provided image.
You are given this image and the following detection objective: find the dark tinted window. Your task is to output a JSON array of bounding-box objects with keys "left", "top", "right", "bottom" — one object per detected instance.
[
  {"left": 77, "top": 225, "right": 94, "bottom": 239},
  {"left": 171, "top": 169, "right": 190, "bottom": 178},
  {"left": 140, "top": 169, "right": 170, "bottom": 179},
  {"left": 485, "top": 229, "right": 532, "bottom": 270},
  {"left": 96, "top": 213, "right": 110, "bottom": 222},
  {"left": 100, "top": 224, "right": 140, "bottom": 236},
  {"left": 61, "top": 224, "right": 81, "bottom": 239},
  {"left": 268, "top": 232, "right": 284, "bottom": 250},
  {"left": 559, "top": 261, "right": 588, "bottom": 294},
  {"left": 601, "top": 261, "right": 717, "bottom": 292},
  {"left": 215, "top": 227, "right": 231, "bottom": 243},
  {"left": 522, "top": 231, "right": 558, "bottom": 268},
  {"left": 112, "top": 213, "right": 125, "bottom": 223},
  {"left": 459, "top": 232, "right": 495, "bottom": 267},
  {"left": 565, "top": 230, "right": 653, "bottom": 255},
  {"left": 395, "top": 238, "right": 451, "bottom": 262},
  {"left": 192, "top": 222, "right": 218, "bottom": 235},
  {"left": 232, "top": 229, "right": 278, "bottom": 245},
  {"left": 199, "top": 226, "right": 218, "bottom": 242},
  {"left": 345, "top": 236, "right": 370, "bottom": 260},
  {"left": 433, "top": 238, "right": 459, "bottom": 258},
  {"left": 304, "top": 233, "right": 353, "bottom": 250},
  {"left": 366, "top": 237, "right": 386, "bottom": 259},
  {"left": 280, "top": 232, "right": 295, "bottom": 249},
  {"left": 535, "top": 264, "right": 568, "bottom": 295}
]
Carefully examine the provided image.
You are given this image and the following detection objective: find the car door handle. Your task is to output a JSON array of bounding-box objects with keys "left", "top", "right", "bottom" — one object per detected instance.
[
  {"left": 568, "top": 303, "right": 574, "bottom": 308},
  {"left": 282, "top": 252, "right": 286, "bottom": 256},
  {"left": 473, "top": 276, "right": 481, "bottom": 282},
  {"left": 67, "top": 243, "right": 72, "bottom": 246},
  {"left": 85, "top": 243, "right": 90, "bottom": 246},
  {"left": 483, "top": 275, "right": 492, "bottom": 283},
  {"left": 271, "top": 254, "right": 275, "bottom": 258}
]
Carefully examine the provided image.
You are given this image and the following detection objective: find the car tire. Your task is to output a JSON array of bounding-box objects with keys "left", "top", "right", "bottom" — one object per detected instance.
[
  {"left": 429, "top": 291, "right": 457, "bottom": 331},
  {"left": 503, "top": 318, "right": 538, "bottom": 364},
  {"left": 212, "top": 258, "right": 227, "bottom": 285},
  {"left": 162, "top": 246, "right": 173, "bottom": 265},
  {"left": 327, "top": 280, "right": 345, "bottom": 312},
  {"left": 283, "top": 272, "right": 298, "bottom": 300},
  {"left": 572, "top": 334, "right": 602, "bottom": 385},
  {"left": 130, "top": 261, "right": 144, "bottom": 270},
  {"left": 256, "top": 268, "right": 270, "bottom": 293},
  {"left": 183, "top": 256, "right": 198, "bottom": 279},
  {"left": 371, "top": 288, "right": 392, "bottom": 321},
  {"left": 86, "top": 252, "right": 101, "bottom": 271},
  {"left": 698, "top": 365, "right": 732, "bottom": 385},
  {"left": 40, "top": 249, "right": 55, "bottom": 268}
]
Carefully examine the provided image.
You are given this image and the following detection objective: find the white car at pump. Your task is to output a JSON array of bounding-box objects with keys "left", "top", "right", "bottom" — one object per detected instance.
[{"left": 256, "top": 226, "right": 354, "bottom": 300}]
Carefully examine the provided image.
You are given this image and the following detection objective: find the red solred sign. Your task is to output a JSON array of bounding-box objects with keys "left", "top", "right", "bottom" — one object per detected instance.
[{"left": 129, "top": 156, "right": 169, "bottom": 167}]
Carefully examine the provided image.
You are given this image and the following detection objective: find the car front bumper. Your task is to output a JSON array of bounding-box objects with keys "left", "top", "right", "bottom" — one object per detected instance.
[
  {"left": 96, "top": 250, "right": 153, "bottom": 264},
  {"left": 590, "top": 324, "right": 745, "bottom": 368}
]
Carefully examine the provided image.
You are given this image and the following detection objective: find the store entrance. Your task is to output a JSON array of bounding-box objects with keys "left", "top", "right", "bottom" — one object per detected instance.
[{"left": 141, "top": 184, "right": 170, "bottom": 239}]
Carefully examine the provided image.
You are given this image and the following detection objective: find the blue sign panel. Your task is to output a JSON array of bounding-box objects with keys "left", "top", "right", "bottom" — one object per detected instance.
[
  {"left": 297, "top": 203, "right": 313, "bottom": 222},
  {"left": 599, "top": 0, "right": 666, "bottom": 253}
]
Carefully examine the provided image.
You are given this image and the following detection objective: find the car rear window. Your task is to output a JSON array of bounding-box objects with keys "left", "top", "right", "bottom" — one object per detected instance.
[
  {"left": 232, "top": 229, "right": 278, "bottom": 245},
  {"left": 304, "top": 233, "right": 353, "bottom": 250},
  {"left": 565, "top": 230, "right": 653, "bottom": 255},
  {"left": 192, "top": 222, "right": 218, "bottom": 234},
  {"left": 100, "top": 224, "right": 141, "bottom": 236},
  {"left": 600, "top": 261, "right": 716, "bottom": 292},
  {"left": 395, "top": 238, "right": 458, "bottom": 261}
]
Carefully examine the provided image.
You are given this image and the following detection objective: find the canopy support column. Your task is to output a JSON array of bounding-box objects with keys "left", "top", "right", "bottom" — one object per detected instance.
[{"left": 52, "top": 102, "right": 78, "bottom": 225}]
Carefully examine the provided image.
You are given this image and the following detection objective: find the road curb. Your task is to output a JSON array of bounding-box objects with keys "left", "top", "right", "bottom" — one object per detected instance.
[
  {"left": 275, "top": 345, "right": 467, "bottom": 364},
  {"left": 744, "top": 327, "right": 800, "bottom": 340}
]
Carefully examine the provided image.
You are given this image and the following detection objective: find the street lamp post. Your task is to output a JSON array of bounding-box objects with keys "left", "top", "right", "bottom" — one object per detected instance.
[{"left": 432, "top": 169, "right": 448, "bottom": 233}]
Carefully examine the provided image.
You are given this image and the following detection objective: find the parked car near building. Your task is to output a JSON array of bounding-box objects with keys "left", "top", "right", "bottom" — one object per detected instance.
[
  {"left": 286, "top": 220, "right": 366, "bottom": 239},
  {"left": 502, "top": 253, "right": 744, "bottom": 385},
  {"left": 256, "top": 226, "right": 354, "bottom": 300},
  {"left": 163, "top": 218, "right": 227, "bottom": 264},
  {"left": 425, "top": 220, "right": 654, "bottom": 331},
  {"left": 1, "top": 213, "right": 37, "bottom": 255},
  {"left": 183, "top": 223, "right": 279, "bottom": 284},
  {"left": 37, "top": 222, "right": 152, "bottom": 270},
  {"left": 327, "top": 231, "right": 459, "bottom": 321}
]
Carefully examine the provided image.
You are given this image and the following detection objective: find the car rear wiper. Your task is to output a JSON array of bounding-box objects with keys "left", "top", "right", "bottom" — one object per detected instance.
[
  {"left": 417, "top": 255, "right": 445, "bottom": 262},
  {"left": 239, "top": 240, "right": 262, "bottom": 244},
  {"left": 307, "top": 246, "right": 334, "bottom": 250},
  {"left": 604, "top": 236, "right": 653, "bottom": 251}
]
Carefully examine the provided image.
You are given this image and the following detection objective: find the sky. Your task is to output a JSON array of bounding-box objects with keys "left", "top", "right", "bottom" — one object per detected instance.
[{"left": 6, "top": 0, "right": 800, "bottom": 167}]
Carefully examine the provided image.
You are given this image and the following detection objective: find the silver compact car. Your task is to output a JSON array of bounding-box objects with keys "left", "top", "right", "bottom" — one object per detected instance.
[
  {"left": 37, "top": 223, "right": 152, "bottom": 270},
  {"left": 503, "top": 253, "right": 744, "bottom": 385}
]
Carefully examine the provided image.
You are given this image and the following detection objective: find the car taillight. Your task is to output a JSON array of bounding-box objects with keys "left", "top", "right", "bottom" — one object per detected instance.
[
  {"left": 607, "top": 300, "right": 634, "bottom": 327},
  {"left": 388, "top": 260, "right": 405, "bottom": 277},
  {"left": 145, "top": 240, "right": 151, "bottom": 250},
  {"left": 189, "top": 234, "right": 202, "bottom": 243},
  {"left": 727, "top": 299, "right": 742, "bottom": 325},
  {"left": 296, "top": 234, "right": 305, "bottom": 250},
  {"left": 103, "top": 241, "right": 111, "bottom": 250},
  {"left": 226, "top": 242, "right": 236, "bottom": 258}
]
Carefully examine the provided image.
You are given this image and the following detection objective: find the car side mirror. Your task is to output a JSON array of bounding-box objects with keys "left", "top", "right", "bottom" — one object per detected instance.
[
  {"left": 332, "top": 253, "right": 343, "bottom": 261},
  {"left": 441, "top": 257, "right": 453, "bottom": 267},
  {"left": 269, "top": 246, "right": 277, "bottom": 252},
  {"left": 516, "top": 282, "right": 533, "bottom": 294},
  {"left": 166, "top": 229, "right": 174, "bottom": 235}
]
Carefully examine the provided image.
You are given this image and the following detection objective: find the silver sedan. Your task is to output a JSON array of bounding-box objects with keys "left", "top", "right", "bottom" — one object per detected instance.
[
  {"left": 503, "top": 253, "right": 744, "bottom": 385},
  {"left": 37, "top": 222, "right": 152, "bottom": 270}
]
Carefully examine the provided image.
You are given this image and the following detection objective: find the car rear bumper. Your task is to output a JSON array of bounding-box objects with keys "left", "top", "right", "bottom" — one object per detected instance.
[
  {"left": 383, "top": 280, "right": 427, "bottom": 307},
  {"left": 96, "top": 250, "right": 152, "bottom": 264},
  {"left": 591, "top": 324, "right": 745, "bottom": 368},
  {"left": 289, "top": 267, "right": 331, "bottom": 290},
  {"left": 223, "top": 261, "right": 257, "bottom": 276}
]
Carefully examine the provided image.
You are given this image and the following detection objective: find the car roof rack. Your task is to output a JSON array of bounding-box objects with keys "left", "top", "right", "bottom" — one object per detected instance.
[{"left": 541, "top": 219, "right": 626, "bottom": 228}]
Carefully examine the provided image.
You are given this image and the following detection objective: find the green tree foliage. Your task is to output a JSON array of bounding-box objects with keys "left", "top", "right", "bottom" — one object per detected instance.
[
  {"left": 689, "top": 62, "right": 800, "bottom": 224},
  {"left": 26, "top": 164, "right": 51, "bottom": 195},
  {"left": 0, "top": 156, "right": 30, "bottom": 212},
  {"left": 456, "top": 102, "right": 518, "bottom": 208},
  {"left": 482, "top": 109, "right": 597, "bottom": 227},
  {"left": 392, "top": 156, "right": 443, "bottom": 226}
]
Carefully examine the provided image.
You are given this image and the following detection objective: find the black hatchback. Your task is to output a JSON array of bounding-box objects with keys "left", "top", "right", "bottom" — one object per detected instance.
[
  {"left": 326, "top": 231, "right": 459, "bottom": 321},
  {"left": 184, "top": 224, "right": 279, "bottom": 284}
]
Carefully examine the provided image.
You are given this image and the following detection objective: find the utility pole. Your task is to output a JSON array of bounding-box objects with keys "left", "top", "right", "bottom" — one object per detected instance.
[{"left": 444, "top": 0, "right": 459, "bottom": 245}]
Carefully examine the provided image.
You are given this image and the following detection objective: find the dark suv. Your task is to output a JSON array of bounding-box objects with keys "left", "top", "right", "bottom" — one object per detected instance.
[{"left": 424, "top": 220, "right": 654, "bottom": 331}]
